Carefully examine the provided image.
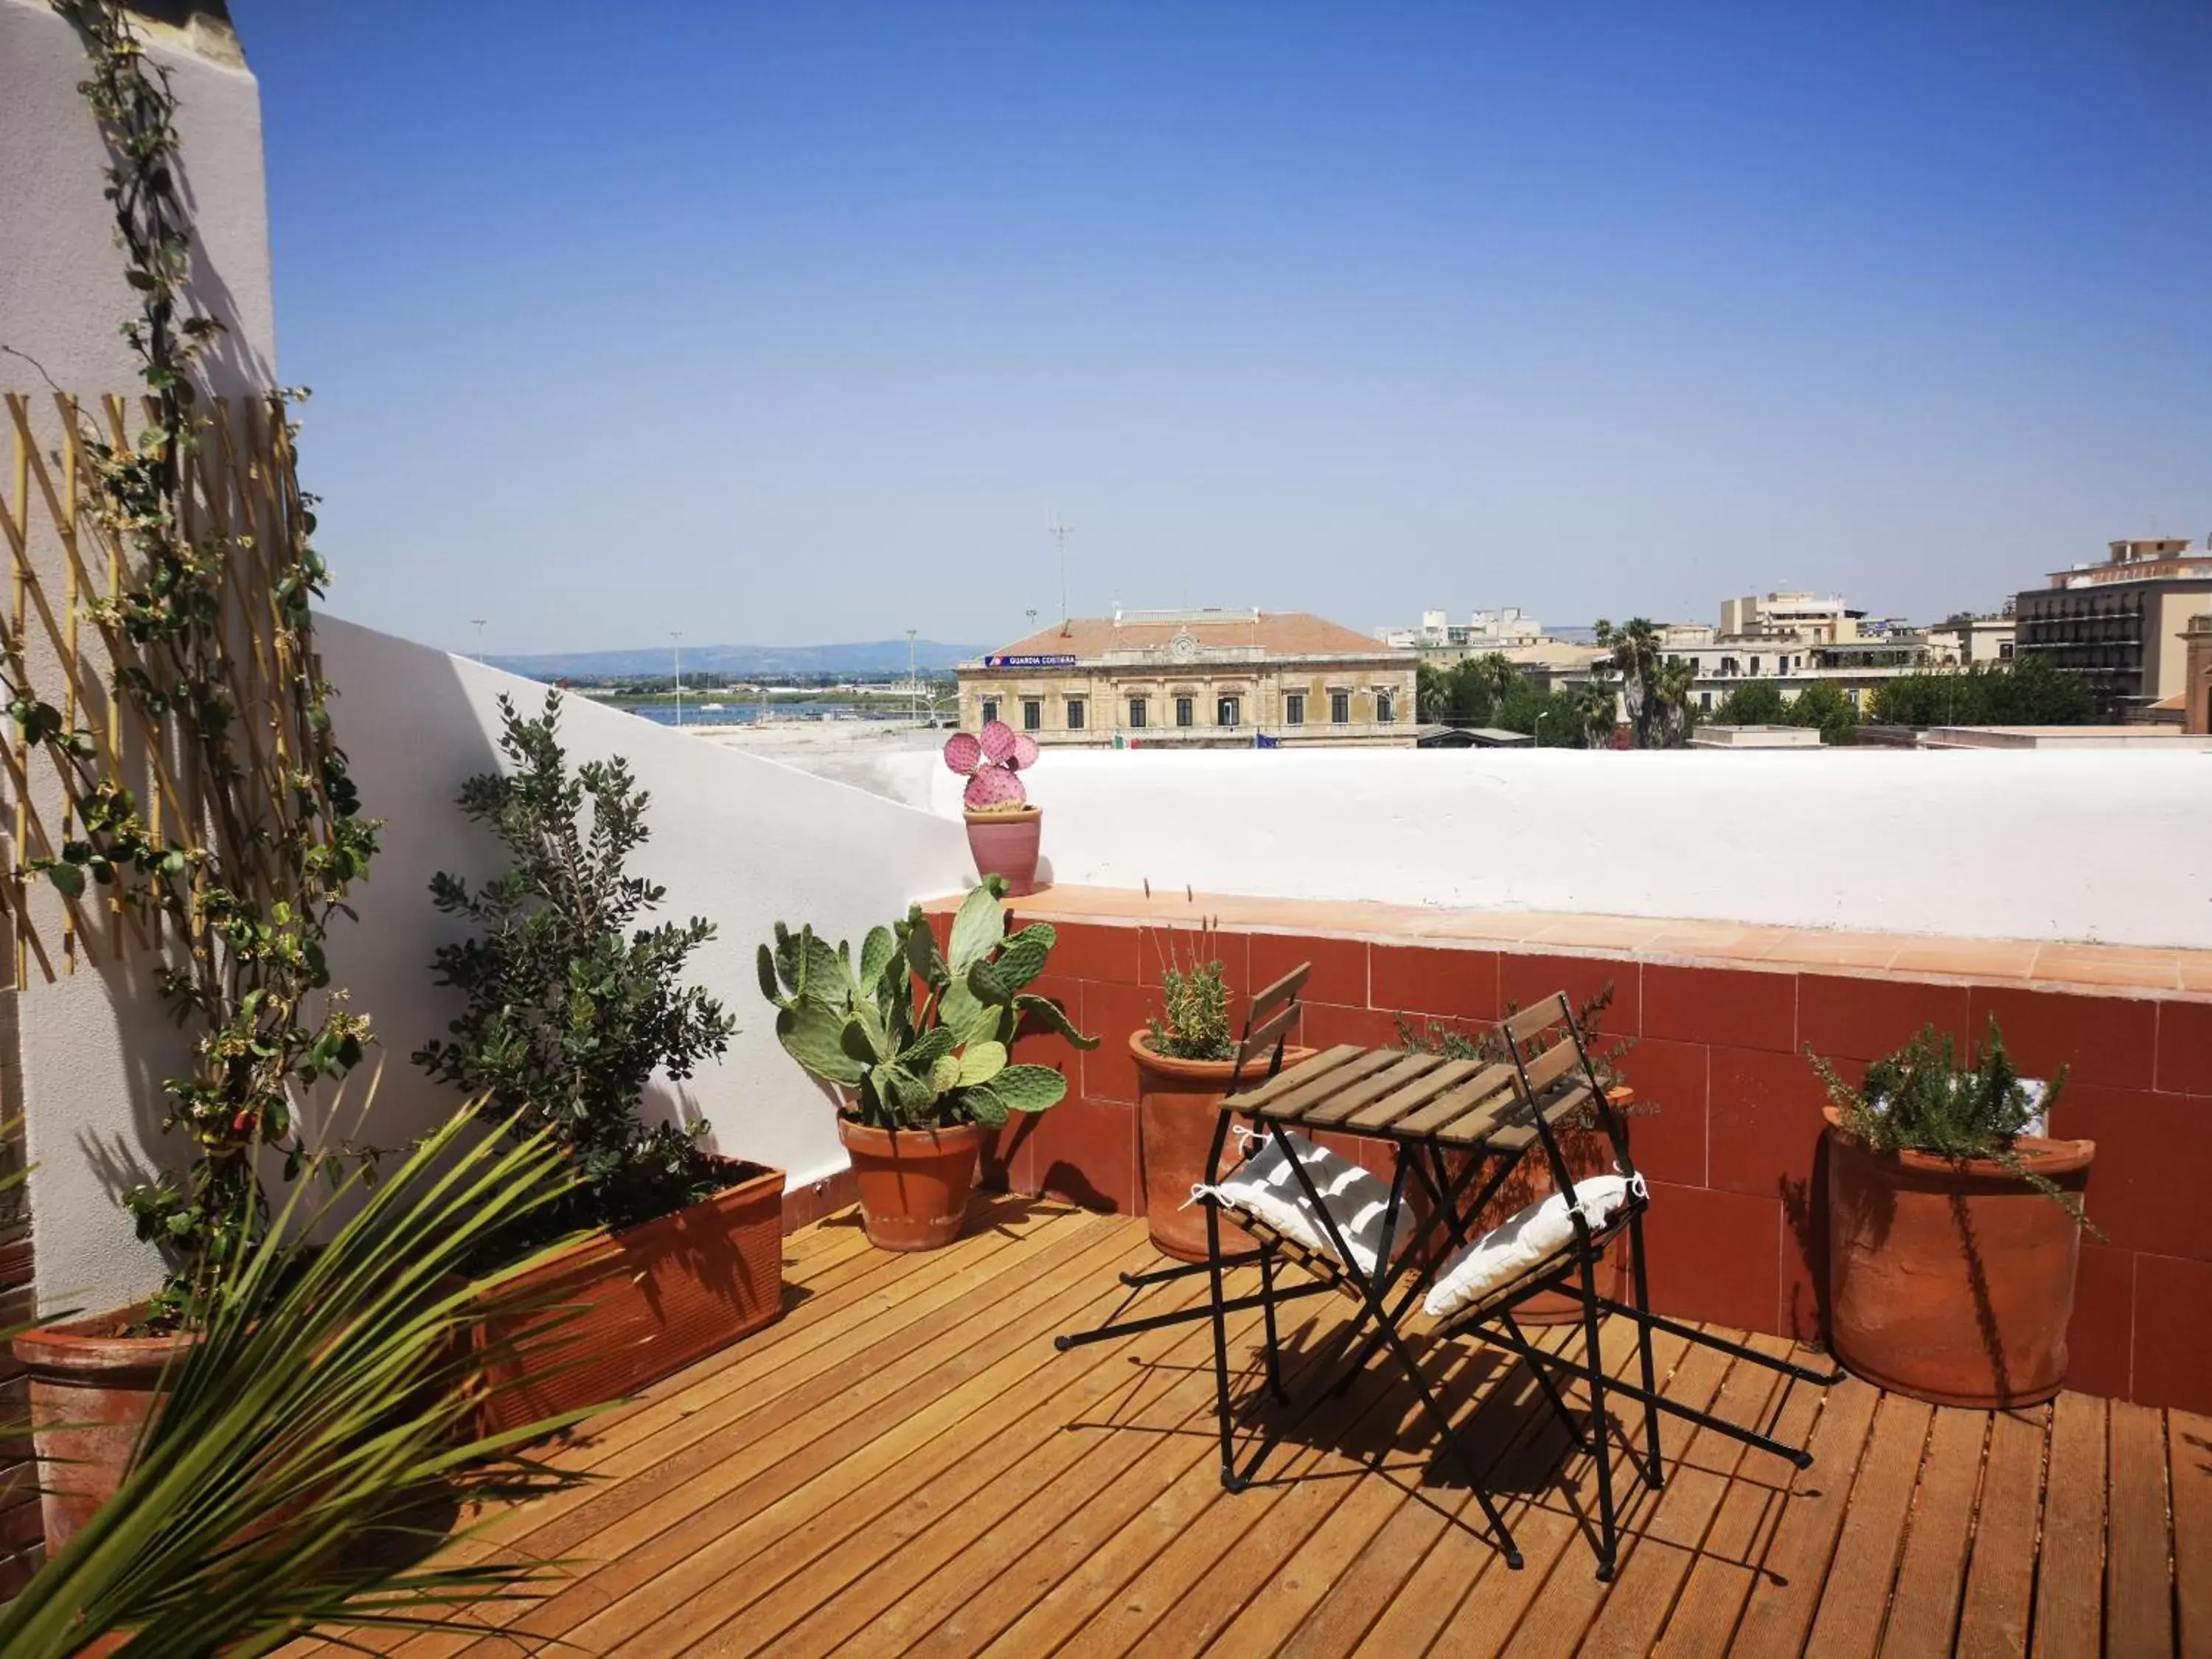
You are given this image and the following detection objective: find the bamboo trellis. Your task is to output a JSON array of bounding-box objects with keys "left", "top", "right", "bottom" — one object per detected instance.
[{"left": 0, "top": 391, "right": 312, "bottom": 990}]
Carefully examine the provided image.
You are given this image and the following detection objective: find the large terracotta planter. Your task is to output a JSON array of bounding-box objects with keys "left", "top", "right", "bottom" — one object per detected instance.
[
  {"left": 840, "top": 1118, "right": 986, "bottom": 1251},
  {"left": 473, "top": 1159, "right": 785, "bottom": 1437},
  {"left": 964, "top": 805, "right": 1042, "bottom": 897},
  {"left": 13, "top": 1312, "right": 194, "bottom": 1554},
  {"left": 1824, "top": 1107, "right": 2094, "bottom": 1409},
  {"left": 1133, "top": 1032, "right": 1317, "bottom": 1262}
]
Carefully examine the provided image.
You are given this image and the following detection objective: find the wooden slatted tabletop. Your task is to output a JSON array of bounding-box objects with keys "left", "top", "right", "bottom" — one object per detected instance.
[{"left": 1222, "top": 1043, "right": 1617, "bottom": 1155}]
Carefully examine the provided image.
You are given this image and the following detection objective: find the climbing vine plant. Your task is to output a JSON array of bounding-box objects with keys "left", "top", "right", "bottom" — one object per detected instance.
[{"left": 1, "top": 0, "right": 381, "bottom": 1325}]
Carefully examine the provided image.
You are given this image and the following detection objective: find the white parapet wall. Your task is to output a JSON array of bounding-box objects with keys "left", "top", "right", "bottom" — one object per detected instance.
[
  {"left": 904, "top": 746, "right": 2212, "bottom": 950},
  {"left": 317, "top": 619, "right": 973, "bottom": 1196}
]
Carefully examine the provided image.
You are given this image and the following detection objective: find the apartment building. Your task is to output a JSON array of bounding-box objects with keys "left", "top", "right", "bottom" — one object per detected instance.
[{"left": 2014, "top": 538, "right": 2212, "bottom": 714}]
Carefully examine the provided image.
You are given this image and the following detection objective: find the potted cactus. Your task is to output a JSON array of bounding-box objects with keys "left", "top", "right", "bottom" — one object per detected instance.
[
  {"left": 762, "top": 880, "right": 1099, "bottom": 1249},
  {"left": 947, "top": 720, "right": 1043, "bottom": 896}
]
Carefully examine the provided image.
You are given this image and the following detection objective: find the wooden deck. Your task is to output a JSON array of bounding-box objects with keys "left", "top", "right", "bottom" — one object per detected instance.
[{"left": 319, "top": 1197, "right": 2209, "bottom": 1658}]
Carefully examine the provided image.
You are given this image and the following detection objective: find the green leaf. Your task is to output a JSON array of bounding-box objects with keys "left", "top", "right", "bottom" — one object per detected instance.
[
  {"left": 776, "top": 1003, "right": 866, "bottom": 1085},
  {"left": 956, "top": 1040, "right": 1007, "bottom": 1086},
  {"left": 45, "top": 863, "right": 86, "bottom": 900},
  {"left": 965, "top": 1085, "right": 1011, "bottom": 1128},
  {"left": 859, "top": 925, "right": 897, "bottom": 989},
  {"left": 929, "top": 1054, "right": 962, "bottom": 1093},
  {"left": 994, "top": 923, "right": 1054, "bottom": 992},
  {"left": 990, "top": 1063, "right": 1069, "bottom": 1113},
  {"left": 1013, "top": 992, "right": 1102, "bottom": 1051},
  {"left": 946, "top": 883, "right": 1005, "bottom": 976}
]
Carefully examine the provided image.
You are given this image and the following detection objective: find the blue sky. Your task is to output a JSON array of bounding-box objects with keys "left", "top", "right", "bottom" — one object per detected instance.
[{"left": 234, "top": 1, "right": 2212, "bottom": 655}]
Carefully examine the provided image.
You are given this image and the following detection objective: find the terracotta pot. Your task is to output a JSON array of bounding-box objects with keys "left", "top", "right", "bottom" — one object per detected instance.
[
  {"left": 472, "top": 1159, "right": 785, "bottom": 1438},
  {"left": 1824, "top": 1107, "right": 2094, "bottom": 1409},
  {"left": 840, "top": 1118, "right": 985, "bottom": 1251},
  {"left": 13, "top": 1312, "right": 195, "bottom": 1554},
  {"left": 964, "top": 805, "right": 1043, "bottom": 897},
  {"left": 1133, "top": 1032, "right": 1317, "bottom": 1262}
]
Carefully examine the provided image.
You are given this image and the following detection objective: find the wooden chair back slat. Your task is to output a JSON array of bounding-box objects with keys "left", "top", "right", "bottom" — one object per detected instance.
[
  {"left": 1236, "top": 1002, "right": 1301, "bottom": 1068},
  {"left": 1248, "top": 962, "right": 1311, "bottom": 1020},
  {"left": 1502, "top": 993, "right": 1571, "bottom": 1046}
]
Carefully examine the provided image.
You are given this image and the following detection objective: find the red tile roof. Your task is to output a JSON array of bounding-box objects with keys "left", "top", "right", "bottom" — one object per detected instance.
[{"left": 984, "top": 611, "right": 1394, "bottom": 660}]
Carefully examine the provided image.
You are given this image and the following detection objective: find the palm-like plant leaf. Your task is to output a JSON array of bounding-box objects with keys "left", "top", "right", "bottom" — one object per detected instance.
[{"left": 0, "top": 1104, "right": 611, "bottom": 1658}]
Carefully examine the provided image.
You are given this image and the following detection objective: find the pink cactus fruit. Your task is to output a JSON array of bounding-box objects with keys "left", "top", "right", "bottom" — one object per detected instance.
[
  {"left": 979, "top": 719, "right": 1017, "bottom": 765},
  {"left": 1009, "top": 731, "right": 1040, "bottom": 770},
  {"left": 943, "top": 730, "right": 982, "bottom": 775},
  {"left": 963, "top": 765, "right": 1029, "bottom": 813}
]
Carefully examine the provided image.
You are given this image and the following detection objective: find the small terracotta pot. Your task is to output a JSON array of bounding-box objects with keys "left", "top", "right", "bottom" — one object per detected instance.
[
  {"left": 964, "top": 805, "right": 1043, "bottom": 897},
  {"left": 1824, "top": 1107, "right": 2094, "bottom": 1409},
  {"left": 1133, "top": 1032, "right": 1316, "bottom": 1262},
  {"left": 13, "top": 1312, "right": 195, "bottom": 1554},
  {"left": 840, "top": 1118, "right": 986, "bottom": 1251},
  {"left": 472, "top": 1160, "right": 785, "bottom": 1439}
]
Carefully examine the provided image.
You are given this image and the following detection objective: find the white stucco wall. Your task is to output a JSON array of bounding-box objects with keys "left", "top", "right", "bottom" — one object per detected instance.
[
  {"left": 316, "top": 618, "right": 971, "bottom": 1194},
  {"left": 3, "top": 1, "right": 282, "bottom": 1317},
  {"left": 0, "top": 0, "right": 275, "bottom": 394},
  {"left": 903, "top": 747, "right": 2212, "bottom": 949}
]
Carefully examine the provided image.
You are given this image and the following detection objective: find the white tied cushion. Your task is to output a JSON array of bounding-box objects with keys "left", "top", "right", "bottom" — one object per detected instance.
[
  {"left": 1199, "top": 1131, "right": 1402, "bottom": 1275},
  {"left": 1423, "top": 1175, "right": 1638, "bottom": 1321}
]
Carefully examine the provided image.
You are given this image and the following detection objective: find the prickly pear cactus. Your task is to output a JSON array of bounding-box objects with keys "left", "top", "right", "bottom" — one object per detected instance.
[{"left": 945, "top": 717, "right": 1037, "bottom": 817}]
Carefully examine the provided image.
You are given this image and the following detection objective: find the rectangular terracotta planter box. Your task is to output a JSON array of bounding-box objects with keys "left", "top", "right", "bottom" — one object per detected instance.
[{"left": 472, "top": 1160, "right": 786, "bottom": 1437}]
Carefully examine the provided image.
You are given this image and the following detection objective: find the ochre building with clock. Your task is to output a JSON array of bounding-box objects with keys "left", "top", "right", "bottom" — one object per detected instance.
[{"left": 954, "top": 608, "right": 1420, "bottom": 748}]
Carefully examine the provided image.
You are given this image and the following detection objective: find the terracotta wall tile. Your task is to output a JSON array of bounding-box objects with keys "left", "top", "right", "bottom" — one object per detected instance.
[
  {"left": 1298, "top": 1001, "right": 1407, "bottom": 1053},
  {"left": 1252, "top": 931, "right": 1368, "bottom": 1009},
  {"left": 1012, "top": 973, "right": 1083, "bottom": 1084},
  {"left": 1079, "top": 981, "right": 1152, "bottom": 1103},
  {"left": 2129, "top": 1252, "right": 2212, "bottom": 1413},
  {"left": 1615, "top": 1037, "right": 1708, "bottom": 1188},
  {"left": 1642, "top": 964, "right": 1797, "bottom": 1052},
  {"left": 2045, "top": 1085, "right": 2212, "bottom": 1262},
  {"left": 2154, "top": 998, "right": 2212, "bottom": 1096},
  {"left": 1775, "top": 1132, "right": 1833, "bottom": 1346},
  {"left": 1798, "top": 973, "right": 1972, "bottom": 1064},
  {"left": 1637, "top": 1182, "right": 1782, "bottom": 1335},
  {"left": 1041, "top": 920, "right": 1142, "bottom": 986},
  {"left": 992, "top": 1112, "right": 1044, "bottom": 1196},
  {"left": 1370, "top": 944, "right": 1501, "bottom": 1022},
  {"left": 1964, "top": 985, "right": 2159, "bottom": 1091},
  {"left": 1029, "top": 1096, "right": 1138, "bottom": 1213},
  {"left": 1707, "top": 1045, "right": 1837, "bottom": 1200},
  {"left": 2064, "top": 1242, "right": 2133, "bottom": 1401},
  {"left": 1498, "top": 952, "right": 1641, "bottom": 1037}
]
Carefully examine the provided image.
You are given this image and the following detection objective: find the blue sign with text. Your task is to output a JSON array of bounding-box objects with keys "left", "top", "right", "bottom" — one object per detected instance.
[{"left": 983, "top": 653, "right": 1079, "bottom": 668}]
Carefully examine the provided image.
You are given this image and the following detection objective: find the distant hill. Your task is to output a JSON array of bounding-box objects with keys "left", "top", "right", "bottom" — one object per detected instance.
[{"left": 484, "top": 639, "right": 985, "bottom": 681}]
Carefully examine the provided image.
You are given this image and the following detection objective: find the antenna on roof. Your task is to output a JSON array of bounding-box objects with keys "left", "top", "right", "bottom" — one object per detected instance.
[{"left": 1047, "top": 510, "right": 1075, "bottom": 635}]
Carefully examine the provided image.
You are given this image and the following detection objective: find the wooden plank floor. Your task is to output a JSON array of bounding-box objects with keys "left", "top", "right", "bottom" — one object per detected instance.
[{"left": 301, "top": 1197, "right": 2208, "bottom": 1658}]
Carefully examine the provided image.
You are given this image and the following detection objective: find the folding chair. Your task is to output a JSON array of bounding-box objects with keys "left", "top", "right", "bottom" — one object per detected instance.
[
  {"left": 1411, "top": 992, "right": 1844, "bottom": 1578},
  {"left": 1053, "top": 961, "right": 1338, "bottom": 1360}
]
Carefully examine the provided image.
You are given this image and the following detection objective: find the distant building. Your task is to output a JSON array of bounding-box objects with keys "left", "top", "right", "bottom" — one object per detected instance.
[
  {"left": 1718, "top": 591, "right": 1865, "bottom": 644},
  {"left": 2014, "top": 538, "right": 2212, "bottom": 715},
  {"left": 1377, "top": 607, "right": 1548, "bottom": 655},
  {"left": 1688, "top": 725, "right": 1824, "bottom": 750},
  {"left": 1926, "top": 612, "right": 2017, "bottom": 666},
  {"left": 2184, "top": 613, "right": 2212, "bottom": 736},
  {"left": 956, "top": 608, "right": 1419, "bottom": 749}
]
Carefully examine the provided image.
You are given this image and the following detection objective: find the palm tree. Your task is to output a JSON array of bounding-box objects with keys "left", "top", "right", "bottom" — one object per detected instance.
[
  {"left": 0, "top": 1106, "right": 608, "bottom": 1657},
  {"left": 1594, "top": 618, "right": 1691, "bottom": 748}
]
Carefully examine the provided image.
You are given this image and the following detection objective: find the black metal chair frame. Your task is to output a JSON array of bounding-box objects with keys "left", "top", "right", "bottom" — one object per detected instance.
[
  {"left": 1052, "top": 961, "right": 1329, "bottom": 1358},
  {"left": 1408, "top": 992, "right": 1844, "bottom": 1579}
]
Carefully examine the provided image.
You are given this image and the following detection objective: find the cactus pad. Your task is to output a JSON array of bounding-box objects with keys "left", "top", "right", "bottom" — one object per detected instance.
[
  {"left": 1009, "top": 731, "right": 1040, "bottom": 769},
  {"left": 979, "top": 719, "right": 1018, "bottom": 764},
  {"left": 963, "top": 766, "right": 1029, "bottom": 813},
  {"left": 943, "top": 730, "right": 982, "bottom": 775}
]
